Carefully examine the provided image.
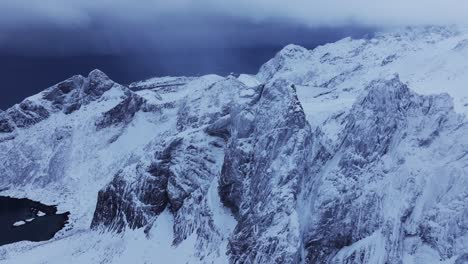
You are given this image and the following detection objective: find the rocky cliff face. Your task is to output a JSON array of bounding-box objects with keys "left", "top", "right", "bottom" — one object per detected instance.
[
  {"left": 299, "top": 76, "right": 466, "bottom": 263},
  {"left": 1, "top": 26, "right": 468, "bottom": 264}
]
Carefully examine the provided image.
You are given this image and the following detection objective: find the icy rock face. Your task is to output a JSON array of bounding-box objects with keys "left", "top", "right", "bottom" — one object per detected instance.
[
  {"left": 95, "top": 92, "right": 145, "bottom": 129},
  {"left": 0, "top": 69, "right": 115, "bottom": 138},
  {"left": 90, "top": 76, "right": 249, "bottom": 260},
  {"left": 253, "top": 25, "right": 468, "bottom": 264},
  {"left": 0, "top": 70, "right": 129, "bottom": 186},
  {"left": 0, "top": 68, "right": 172, "bottom": 239},
  {"left": 2, "top": 26, "right": 468, "bottom": 264},
  {"left": 219, "top": 79, "right": 313, "bottom": 263},
  {"left": 90, "top": 75, "right": 313, "bottom": 263},
  {"left": 0, "top": 110, "right": 15, "bottom": 134},
  {"left": 6, "top": 100, "right": 50, "bottom": 129},
  {"left": 43, "top": 69, "right": 115, "bottom": 114},
  {"left": 90, "top": 161, "right": 169, "bottom": 232},
  {"left": 298, "top": 76, "right": 468, "bottom": 263}
]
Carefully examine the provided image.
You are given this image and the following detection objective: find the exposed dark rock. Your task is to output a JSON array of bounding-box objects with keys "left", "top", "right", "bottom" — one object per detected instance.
[
  {"left": 42, "top": 75, "right": 85, "bottom": 106},
  {"left": 204, "top": 115, "right": 231, "bottom": 141},
  {"left": 381, "top": 54, "right": 398, "bottom": 66},
  {"left": 7, "top": 100, "right": 50, "bottom": 128},
  {"left": 91, "top": 163, "right": 169, "bottom": 232},
  {"left": 0, "top": 111, "right": 15, "bottom": 133},
  {"left": 91, "top": 137, "right": 183, "bottom": 232},
  {"left": 220, "top": 78, "right": 313, "bottom": 263},
  {"left": 339, "top": 76, "right": 411, "bottom": 168},
  {"left": 320, "top": 65, "right": 363, "bottom": 88},
  {"left": 42, "top": 70, "right": 116, "bottom": 115},
  {"left": 95, "top": 92, "right": 145, "bottom": 129},
  {"left": 302, "top": 77, "right": 412, "bottom": 262},
  {"left": 83, "top": 69, "right": 115, "bottom": 96}
]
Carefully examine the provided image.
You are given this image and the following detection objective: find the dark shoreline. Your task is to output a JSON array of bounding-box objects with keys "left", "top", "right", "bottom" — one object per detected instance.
[{"left": 0, "top": 196, "right": 69, "bottom": 246}]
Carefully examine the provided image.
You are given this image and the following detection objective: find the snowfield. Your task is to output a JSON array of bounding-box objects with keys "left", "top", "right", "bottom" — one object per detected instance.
[{"left": 1, "top": 25, "right": 468, "bottom": 263}]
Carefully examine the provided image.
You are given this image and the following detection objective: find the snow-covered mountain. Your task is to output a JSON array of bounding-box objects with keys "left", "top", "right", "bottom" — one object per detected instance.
[{"left": 1, "top": 25, "right": 468, "bottom": 264}]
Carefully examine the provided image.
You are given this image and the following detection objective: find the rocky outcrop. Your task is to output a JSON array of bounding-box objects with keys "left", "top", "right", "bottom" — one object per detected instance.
[
  {"left": 217, "top": 79, "right": 313, "bottom": 263},
  {"left": 0, "top": 69, "right": 119, "bottom": 135},
  {"left": 6, "top": 100, "right": 49, "bottom": 128},
  {"left": 300, "top": 76, "right": 467, "bottom": 263},
  {"left": 91, "top": 162, "right": 169, "bottom": 232},
  {"left": 95, "top": 92, "right": 145, "bottom": 129},
  {"left": 43, "top": 69, "right": 116, "bottom": 114},
  {"left": 300, "top": 76, "right": 411, "bottom": 263},
  {"left": 90, "top": 77, "right": 249, "bottom": 260},
  {"left": 42, "top": 75, "right": 86, "bottom": 114},
  {"left": 0, "top": 110, "right": 14, "bottom": 133}
]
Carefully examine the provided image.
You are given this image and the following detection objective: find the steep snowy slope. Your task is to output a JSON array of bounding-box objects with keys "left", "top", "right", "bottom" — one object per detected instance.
[
  {"left": 0, "top": 71, "right": 243, "bottom": 263},
  {"left": 257, "top": 25, "right": 468, "bottom": 264},
  {"left": 1, "top": 25, "right": 468, "bottom": 264}
]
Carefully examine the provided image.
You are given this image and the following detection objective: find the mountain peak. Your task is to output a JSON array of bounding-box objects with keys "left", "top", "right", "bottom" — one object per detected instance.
[
  {"left": 278, "top": 44, "right": 309, "bottom": 59},
  {"left": 88, "top": 69, "right": 107, "bottom": 78}
]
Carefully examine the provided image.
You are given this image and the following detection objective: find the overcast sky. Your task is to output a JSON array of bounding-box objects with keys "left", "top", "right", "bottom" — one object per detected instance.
[
  {"left": 1, "top": 0, "right": 466, "bottom": 55},
  {"left": 0, "top": 1, "right": 466, "bottom": 109},
  {"left": 1, "top": 0, "right": 467, "bottom": 31}
]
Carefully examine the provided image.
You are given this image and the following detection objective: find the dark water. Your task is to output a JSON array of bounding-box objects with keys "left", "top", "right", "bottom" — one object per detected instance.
[{"left": 0, "top": 196, "right": 69, "bottom": 246}]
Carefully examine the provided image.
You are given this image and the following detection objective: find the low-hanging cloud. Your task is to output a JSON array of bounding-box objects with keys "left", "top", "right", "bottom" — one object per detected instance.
[
  {"left": 0, "top": 0, "right": 467, "bottom": 31},
  {"left": 212, "top": 0, "right": 468, "bottom": 26}
]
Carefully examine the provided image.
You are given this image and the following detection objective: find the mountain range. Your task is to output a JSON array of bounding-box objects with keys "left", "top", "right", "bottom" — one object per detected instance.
[{"left": 0, "top": 25, "right": 467, "bottom": 264}]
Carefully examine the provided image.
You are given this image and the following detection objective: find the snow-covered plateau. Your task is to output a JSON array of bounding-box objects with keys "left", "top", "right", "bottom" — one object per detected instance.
[{"left": 1, "top": 25, "right": 468, "bottom": 263}]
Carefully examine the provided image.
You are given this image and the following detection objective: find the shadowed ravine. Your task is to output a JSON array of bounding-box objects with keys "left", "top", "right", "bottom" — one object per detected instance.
[{"left": 0, "top": 196, "right": 70, "bottom": 246}]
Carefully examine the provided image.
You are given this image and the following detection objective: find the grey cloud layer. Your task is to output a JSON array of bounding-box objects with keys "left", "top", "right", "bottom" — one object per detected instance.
[
  {"left": 216, "top": 0, "right": 468, "bottom": 26},
  {"left": 1, "top": 0, "right": 467, "bottom": 30}
]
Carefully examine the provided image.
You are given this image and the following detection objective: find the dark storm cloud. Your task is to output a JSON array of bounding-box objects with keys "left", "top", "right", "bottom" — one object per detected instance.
[
  {"left": 6, "top": 0, "right": 455, "bottom": 109},
  {"left": 1, "top": 0, "right": 467, "bottom": 56}
]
